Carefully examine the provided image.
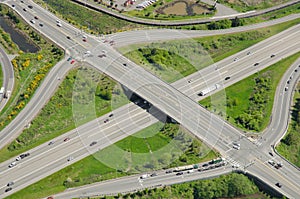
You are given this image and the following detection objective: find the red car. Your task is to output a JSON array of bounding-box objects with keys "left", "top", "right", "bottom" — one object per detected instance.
[
  {"left": 64, "top": 137, "right": 70, "bottom": 142},
  {"left": 70, "top": 60, "right": 75, "bottom": 64}
]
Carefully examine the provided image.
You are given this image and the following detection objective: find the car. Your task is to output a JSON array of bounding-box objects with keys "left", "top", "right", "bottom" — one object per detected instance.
[
  {"left": 5, "top": 187, "right": 12, "bottom": 192},
  {"left": 48, "top": 141, "right": 54, "bottom": 145},
  {"left": 67, "top": 57, "right": 72, "bottom": 61},
  {"left": 109, "top": 113, "right": 114, "bottom": 117},
  {"left": 30, "top": 19, "right": 35, "bottom": 24},
  {"left": 225, "top": 76, "right": 230, "bottom": 81},
  {"left": 8, "top": 162, "right": 16, "bottom": 168},
  {"left": 7, "top": 182, "right": 14, "bottom": 186},
  {"left": 39, "top": 23, "right": 44, "bottom": 27},
  {"left": 123, "top": 63, "right": 127, "bottom": 67},
  {"left": 187, "top": 170, "right": 194, "bottom": 174},
  {"left": 247, "top": 51, "right": 251, "bottom": 55},
  {"left": 20, "top": 0, "right": 24, "bottom": 3},
  {"left": 102, "top": 50, "right": 107, "bottom": 54},
  {"left": 233, "top": 142, "right": 240, "bottom": 147},
  {"left": 104, "top": 119, "right": 109, "bottom": 123},
  {"left": 23, "top": 8, "right": 27, "bottom": 12},
  {"left": 70, "top": 60, "right": 75, "bottom": 64},
  {"left": 12, "top": 4, "right": 15, "bottom": 8},
  {"left": 197, "top": 168, "right": 203, "bottom": 172},
  {"left": 34, "top": 16, "right": 38, "bottom": 20},
  {"left": 270, "top": 54, "right": 275, "bottom": 58},
  {"left": 202, "top": 163, "right": 208, "bottom": 167},
  {"left": 67, "top": 156, "right": 74, "bottom": 161},
  {"left": 233, "top": 145, "right": 240, "bottom": 150},
  {"left": 254, "top": 63, "right": 259, "bottom": 66},
  {"left": 150, "top": 173, "right": 157, "bottom": 177},
  {"left": 275, "top": 182, "right": 282, "bottom": 188},
  {"left": 66, "top": 36, "right": 71, "bottom": 39},
  {"left": 16, "top": 156, "right": 21, "bottom": 161},
  {"left": 176, "top": 172, "right": 183, "bottom": 175},
  {"left": 269, "top": 152, "right": 273, "bottom": 156},
  {"left": 268, "top": 160, "right": 275, "bottom": 166},
  {"left": 90, "top": 141, "right": 97, "bottom": 146},
  {"left": 285, "top": 87, "right": 288, "bottom": 91},
  {"left": 233, "top": 57, "right": 238, "bottom": 61},
  {"left": 64, "top": 137, "right": 70, "bottom": 142},
  {"left": 287, "top": 80, "right": 290, "bottom": 84},
  {"left": 295, "top": 69, "right": 298, "bottom": 72},
  {"left": 57, "top": 23, "right": 62, "bottom": 27},
  {"left": 20, "top": 153, "right": 30, "bottom": 159},
  {"left": 165, "top": 170, "right": 172, "bottom": 174},
  {"left": 28, "top": 5, "right": 33, "bottom": 9},
  {"left": 82, "top": 38, "right": 87, "bottom": 42},
  {"left": 290, "top": 76, "right": 293, "bottom": 79}
]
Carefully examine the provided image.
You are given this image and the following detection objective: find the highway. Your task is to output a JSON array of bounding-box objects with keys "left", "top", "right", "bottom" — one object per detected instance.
[
  {"left": 0, "top": 0, "right": 299, "bottom": 198},
  {"left": 0, "top": 46, "right": 14, "bottom": 111}
]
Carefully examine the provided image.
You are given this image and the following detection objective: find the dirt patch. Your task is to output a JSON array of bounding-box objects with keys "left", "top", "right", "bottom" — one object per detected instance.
[
  {"left": 156, "top": 0, "right": 213, "bottom": 16},
  {"left": 163, "top": 2, "right": 188, "bottom": 15}
]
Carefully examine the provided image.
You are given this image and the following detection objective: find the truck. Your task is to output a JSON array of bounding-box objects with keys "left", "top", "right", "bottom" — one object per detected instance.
[
  {"left": 198, "top": 84, "right": 220, "bottom": 96},
  {"left": 173, "top": 165, "right": 194, "bottom": 172},
  {"left": 140, "top": 174, "right": 149, "bottom": 179},
  {"left": 0, "top": 87, "right": 4, "bottom": 95}
]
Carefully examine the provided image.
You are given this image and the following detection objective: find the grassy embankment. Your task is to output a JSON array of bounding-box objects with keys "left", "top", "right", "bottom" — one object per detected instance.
[
  {"left": 217, "top": 0, "right": 291, "bottom": 12},
  {"left": 9, "top": 116, "right": 216, "bottom": 199},
  {"left": 33, "top": 0, "right": 144, "bottom": 34},
  {"left": 277, "top": 82, "right": 300, "bottom": 167},
  {"left": 120, "top": 18, "right": 300, "bottom": 83},
  {"left": 0, "top": 5, "right": 63, "bottom": 129},
  {"left": 0, "top": 66, "right": 129, "bottom": 162},
  {"left": 200, "top": 52, "right": 300, "bottom": 132}
]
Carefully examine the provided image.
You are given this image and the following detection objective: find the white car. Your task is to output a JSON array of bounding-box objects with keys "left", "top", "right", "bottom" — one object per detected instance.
[
  {"left": 57, "top": 23, "right": 62, "bottom": 27},
  {"left": 233, "top": 145, "right": 240, "bottom": 150},
  {"left": 8, "top": 162, "right": 16, "bottom": 168},
  {"left": 16, "top": 156, "right": 21, "bottom": 161},
  {"left": 30, "top": 19, "right": 35, "bottom": 24}
]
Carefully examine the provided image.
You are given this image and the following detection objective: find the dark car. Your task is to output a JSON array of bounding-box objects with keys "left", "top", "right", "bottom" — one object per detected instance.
[
  {"left": 34, "top": 16, "right": 38, "bottom": 20},
  {"left": 5, "top": 187, "right": 12, "bottom": 192},
  {"left": 66, "top": 36, "right": 71, "bottom": 39},
  {"left": 90, "top": 141, "right": 97, "bottom": 146},
  {"left": 270, "top": 54, "right": 275, "bottom": 58},
  {"left": 176, "top": 172, "right": 183, "bottom": 176},
  {"left": 64, "top": 137, "right": 70, "bottom": 142},
  {"left": 150, "top": 173, "right": 157, "bottom": 177},
  {"left": 39, "top": 23, "right": 44, "bottom": 27},
  {"left": 109, "top": 113, "right": 114, "bottom": 117},
  {"left": 67, "top": 57, "right": 72, "bottom": 61},
  {"left": 20, "top": 153, "right": 30, "bottom": 159},
  {"left": 165, "top": 170, "right": 172, "bottom": 174},
  {"left": 28, "top": 5, "right": 33, "bottom": 9},
  {"left": 123, "top": 63, "right": 127, "bottom": 67},
  {"left": 225, "top": 76, "right": 231, "bottom": 81},
  {"left": 7, "top": 182, "right": 14, "bottom": 186},
  {"left": 254, "top": 63, "right": 259, "bottom": 66},
  {"left": 269, "top": 152, "right": 273, "bottom": 156},
  {"left": 48, "top": 141, "right": 54, "bottom": 145},
  {"left": 275, "top": 182, "right": 282, "bottom": 188},
  {"left": 23, "top": 8, "right": 27, "bottom": 12}
]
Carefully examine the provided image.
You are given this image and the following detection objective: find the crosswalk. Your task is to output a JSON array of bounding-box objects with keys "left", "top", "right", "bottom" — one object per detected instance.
[{"left": 224, "top": 157, "right": 241, "bottom": 168}]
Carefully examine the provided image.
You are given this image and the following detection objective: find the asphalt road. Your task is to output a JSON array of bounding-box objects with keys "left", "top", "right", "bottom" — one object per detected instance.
[
  {"left": 0, "top": 0, "right": 299, "bottom": 198},
  {"left": 0, "top": 46, "right": 14, "bottom": 111}
]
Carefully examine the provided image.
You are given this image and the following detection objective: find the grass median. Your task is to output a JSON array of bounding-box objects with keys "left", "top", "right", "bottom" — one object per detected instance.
[
  {"left": 9, "top": 122, "right": 216, "bottom": 199},
  {"left": 200, "top": 52, "right": 300, "bottom": 132},
  {"left": 277, "top": 82, "right": 300, "bottom": 167},
  {"left": 120, "top": 18, "right": 300, "bottom": 83}
]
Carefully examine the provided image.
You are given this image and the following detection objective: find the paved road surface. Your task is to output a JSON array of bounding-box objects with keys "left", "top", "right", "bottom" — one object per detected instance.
[{"left": 0, "top": 0, "right": 299, "bottom": 198}]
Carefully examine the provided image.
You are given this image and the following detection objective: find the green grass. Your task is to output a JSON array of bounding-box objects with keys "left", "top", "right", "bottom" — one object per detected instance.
[
  {"left": 217, "top": 0, "right": 291, "bottom": 12},
  {"left": 200, "top": 52, "right": 300, "bottom": 132},
  {"left": 33, "top": 0, "right": 143, "bottom": 35},
  {"left": 0, "top": 66, "right": 129, "bottom": 162},
  {"left": 120, "top": 18, "right": 300, "bottom": 83},
  {"left": 0, "top": 5, "right": 63, "bottom": 130},
  {"left": 276, "top": 82, "right": 300, "bottom": 167},
  {"left": 8, "top": 122, "right": 216, "bottom": 199}
]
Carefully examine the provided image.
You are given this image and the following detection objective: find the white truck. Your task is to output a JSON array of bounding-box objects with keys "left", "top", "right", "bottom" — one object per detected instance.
[
  {"left": 198, "top": 84, "right": 220, "bottom": 96},
  {"left": 140, "top": 174, "right": 149, "bottom": 179},
  {"left": 0, "top": 87, "right": 4, "bottom": 95}
]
